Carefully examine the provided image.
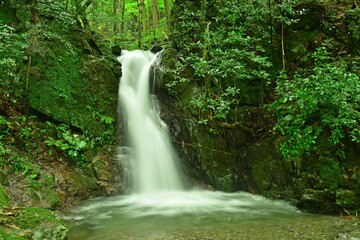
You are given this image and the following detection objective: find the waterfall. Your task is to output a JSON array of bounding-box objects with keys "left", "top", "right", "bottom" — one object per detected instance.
[
  {"left": 64, "top": 50, "right": 306, "bottom": 240},
  {"left": 117, "top": 50, "right": 184, "bottom": 194},
  {"left": 66, "top": 51, "right": 302, "bottom": 238}
]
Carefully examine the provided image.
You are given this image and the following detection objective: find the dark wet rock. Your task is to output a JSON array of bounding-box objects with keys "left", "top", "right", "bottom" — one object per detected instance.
[
  {"left": 111, "top": 45, "right": 122, "bottom": 56},
  {"left": 150, "top": 45, "right": 163, "bottom": 53}
]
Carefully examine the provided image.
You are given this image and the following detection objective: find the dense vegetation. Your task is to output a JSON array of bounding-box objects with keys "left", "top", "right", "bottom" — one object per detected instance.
[
  {"left": 168, "top": 0, "right": 360, "bottom": 163},
  {"left": 0, "top": 0, "right": 359, "bottom": 238}
]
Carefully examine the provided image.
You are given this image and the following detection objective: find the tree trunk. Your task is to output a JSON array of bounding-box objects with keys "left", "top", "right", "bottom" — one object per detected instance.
[
  {"left": 120, "top": 0, "right": 126, "bottom": 33},
  {"left": 151, "top": 0, "right": 158, "bottom": 34},
  {"left": 164, "top": 0, "right": 170, "bottom": 32},
  {"left": 145, "top": 0, "right": 150, "bottom": 32},
  {"left": 113, "top": 0, "right": 118, "bottom": 33},
  {"left": 138, "top": 0, "right": 144, "bottom": 48}
]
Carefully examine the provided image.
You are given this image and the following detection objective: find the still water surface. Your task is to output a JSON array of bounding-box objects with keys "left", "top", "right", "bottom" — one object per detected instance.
[{"left": 64, "top": 190, "right": 345, "bottom": 240}]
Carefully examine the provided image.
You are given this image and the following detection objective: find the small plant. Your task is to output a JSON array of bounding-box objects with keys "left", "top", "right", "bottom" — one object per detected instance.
[
  {"left": 88, "top": 112, "right": 116, "bottom": 147},
  {"left": 45, "top": 123, "right": 87, "bottom": 164},
  {"left": 9, "top": 155, "right": 41, "bottom": 179}
]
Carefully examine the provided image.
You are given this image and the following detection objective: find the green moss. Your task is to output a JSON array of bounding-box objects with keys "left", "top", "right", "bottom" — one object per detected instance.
[
  {"left": 248, "top": 140, "right": 293, "bottom": 198},
  {"left": 29, "top": 188, "right": 60, "bottom": 209}
]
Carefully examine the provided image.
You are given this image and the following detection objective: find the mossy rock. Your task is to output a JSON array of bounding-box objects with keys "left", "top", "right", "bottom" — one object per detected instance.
[
  {"left": 245, "top": 139, "right": 296, "bottom": 199},
  {"left": 25, "top": 173, "right": 60, "bottom": 209},
  {"left": 336, "top": 189, "right": 359, "bottom": 208},
  {"left": 29, "top": 44, "right": 118, "bottom": 136},
  {"left": 301, "top": 188, "right": 337, "bottom": 213},
  {"left": 191, "top": 124, "right": 235, "bottom": 191},
  {"left": 65, "top": 168, "right": 105, "bottom": 201}
]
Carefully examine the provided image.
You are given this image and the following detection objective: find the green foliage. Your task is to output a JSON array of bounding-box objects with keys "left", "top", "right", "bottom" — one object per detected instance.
[
  {"left": 34, "top": 0, "right": 77, "bottom": 31},
  {"left": 270, "top": 0, "right": 301, "bottom": 26},
  {"left": 84, "top": 0, "right": 172, "bottom": 48},
  {"left": 271, "top": 47, "right": 360, "bottom": 162},
  {"left": 45, "top": 123, "right": 88, "bottom": 165}
]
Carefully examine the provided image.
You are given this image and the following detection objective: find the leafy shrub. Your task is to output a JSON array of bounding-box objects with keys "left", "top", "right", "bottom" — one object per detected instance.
[{"left": 271, "top": 47, "right": 360, "bottom": 162}]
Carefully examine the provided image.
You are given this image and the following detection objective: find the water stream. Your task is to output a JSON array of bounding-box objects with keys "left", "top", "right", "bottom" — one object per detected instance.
[{"left": 64, "top": 50, "right": 348, "bottom": 240}]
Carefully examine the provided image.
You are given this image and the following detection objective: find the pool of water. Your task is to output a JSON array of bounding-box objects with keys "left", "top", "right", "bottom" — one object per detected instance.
[{"left": 64, "top": 190, "right": 350, "bottom": 240}]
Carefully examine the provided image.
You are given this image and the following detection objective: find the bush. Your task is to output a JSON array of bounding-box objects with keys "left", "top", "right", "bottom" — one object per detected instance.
[{"left": 271, "top": 47, "right": 360, "bottom": 163}]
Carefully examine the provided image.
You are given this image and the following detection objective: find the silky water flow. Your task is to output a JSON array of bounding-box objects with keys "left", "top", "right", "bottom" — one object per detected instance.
[
  {"left": 117, "top": 50, "right": 184, "bottom": 194},
  {"left": 64, "top": 50, "right": 343, "bottom": 240}
]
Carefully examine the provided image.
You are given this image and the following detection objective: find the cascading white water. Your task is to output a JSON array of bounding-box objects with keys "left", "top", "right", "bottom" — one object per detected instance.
[{"left": 117, "top": 50, "right": 184, "bottom": 194}]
